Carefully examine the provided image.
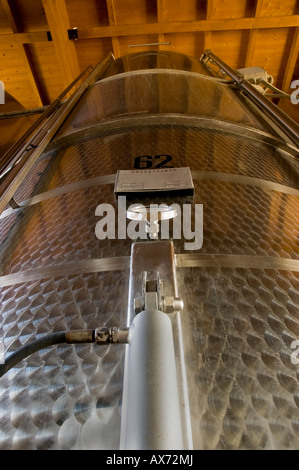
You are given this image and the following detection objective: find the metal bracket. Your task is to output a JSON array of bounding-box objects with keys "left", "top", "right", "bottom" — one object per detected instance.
[
  {"left": 9, "top": 198, "right": 20, "bottom": 209},
  {"left": 134, "top": 271, "right": 183, "bottom": 315},
  {"left": 127, "top": 240, "right": 183, "bottom": 325},
  {"left": 68, "top": 27, "right": 78, "bottom": 40},
  {"left": 25, "top": 144, "right": 38, "bottom": 152}
]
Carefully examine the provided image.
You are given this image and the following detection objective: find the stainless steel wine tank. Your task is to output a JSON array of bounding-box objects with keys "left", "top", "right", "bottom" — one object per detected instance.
[{"left": 0, "top": 50, "right": 298, "bottom": 450}]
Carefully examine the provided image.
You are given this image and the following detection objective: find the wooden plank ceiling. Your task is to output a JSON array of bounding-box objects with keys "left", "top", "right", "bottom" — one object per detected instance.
[{"left": 0, "top": 0, "right": 298, "bottom": 118}]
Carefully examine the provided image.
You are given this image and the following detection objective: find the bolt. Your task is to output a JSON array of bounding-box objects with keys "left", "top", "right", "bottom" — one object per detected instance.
[{"left": 162, "top": 296, "right": 184, "bottom": 313}]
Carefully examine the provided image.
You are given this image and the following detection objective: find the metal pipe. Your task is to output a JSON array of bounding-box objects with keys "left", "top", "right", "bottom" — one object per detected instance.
[
  {"left": 0, "top": 65, "right": 93, "bottom": 175},
  {"left": 201, "top": 49, "right": 299, "bottom": 148},
  {"left": 128, "top": 42, "right": 171, "bottom": 47},
  {"left": 120, "top": 309, "right": 184, "bottom": 450},
  {"left": 0, "top": 327, "right": 129, "bottom": 378},
  {"left": 0, "top": 105, "right": 54, "bottom": 120}
]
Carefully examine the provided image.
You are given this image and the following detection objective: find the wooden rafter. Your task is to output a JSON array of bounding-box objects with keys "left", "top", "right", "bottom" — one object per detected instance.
[
  {"left": 282, "top": 27, "right": 299, "bottom": 92},
  {"left": 42, "top": 0, "right": 81, "bottom": 91},
  {"left": 245, "top": 0, "right": 263, "bottom": 67},
  {"left": 77, "top": 15, "right": 299, "bottom": 39},
  {"left": 204, "top": 0, "right": 214, "bottom": 51},
  {"left": 157, "top": 0, "right": 166, "bottom": 49},
  {"left": 0, "top": 0, "right": 43, "bottom": 107},
  {"left": 0, "top": 14, "right": 298, "bottom": 45},
  {"left": 0, "top": 31, "right": 49, "bottom": 45},
  {"left": 106, "top": 0, "right": 121, "bottom": 58}
]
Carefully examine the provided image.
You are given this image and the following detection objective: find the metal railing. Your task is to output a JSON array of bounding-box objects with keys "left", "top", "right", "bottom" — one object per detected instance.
[
  {"left": 201, "top": 49, "right": 299, "bottom": 148},
  {"left": 0, "top": 53, "right": 114, "bottom": 215}
]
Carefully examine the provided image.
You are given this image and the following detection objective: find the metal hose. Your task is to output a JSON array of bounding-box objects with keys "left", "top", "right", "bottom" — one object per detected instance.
[
  {"left": 0, "top": 327, "right": 129, "bottom": 378},
  {"left": 0, "top": 332, "right": 67, "bottom": 378}
]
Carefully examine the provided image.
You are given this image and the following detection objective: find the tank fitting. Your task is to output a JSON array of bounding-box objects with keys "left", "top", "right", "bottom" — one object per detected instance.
[{"left": 95, "top": 326, "right": 130, "bottom": 344}]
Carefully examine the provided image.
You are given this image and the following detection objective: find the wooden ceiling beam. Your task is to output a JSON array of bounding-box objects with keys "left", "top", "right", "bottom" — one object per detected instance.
[
  {"left": 206, "top": 0, "right": 214, "bottom": 19},
  {"left": 106, "top": 0, "right": 120, "bottom": 58},
  {"left": 0, "top": 31, "right": 49, "bottom": 45},
  {"left": 245, "top": 0, "right": 263, "bottom": 67},
  {"left": 157, "top": 0, "right": 166, "bottom": 49},
  {"left": 0, "top": 0, "right": 43, "bottom": 107},
  {"left": 204, "top": 0, "right": 214, "bottom": 51},
  {"left": 42, "top": 0, "right": 81, "bottom": 91},
  {"left": 281, "top": 27, "right": 299, "bottom": 92},
  {"left": 0, "top": 15, "right": 297, "bottom": 46},
  {"left": 78, "top": 15, "right": 299, "bottom": 39}
]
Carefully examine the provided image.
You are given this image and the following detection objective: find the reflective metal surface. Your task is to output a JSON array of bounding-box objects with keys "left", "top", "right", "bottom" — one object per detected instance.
[
  {"left": 201, "top": 49, "right": 299, "bottom": 147},
  {"left": 0, "top": 50, "right": 298, "bottom": 449},
  {"left": 57, "top": 71, "right": 266, "bottom": 137}
]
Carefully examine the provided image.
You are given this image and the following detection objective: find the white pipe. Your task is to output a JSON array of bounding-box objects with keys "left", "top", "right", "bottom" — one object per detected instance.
[{"left": 120, "top": 309, "right": 184, "bottom": 450}]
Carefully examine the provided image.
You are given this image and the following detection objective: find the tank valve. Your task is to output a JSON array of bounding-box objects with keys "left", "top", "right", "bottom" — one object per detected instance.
[{"left": 126, "top": 203, "right": 177, "bottom": 240}]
